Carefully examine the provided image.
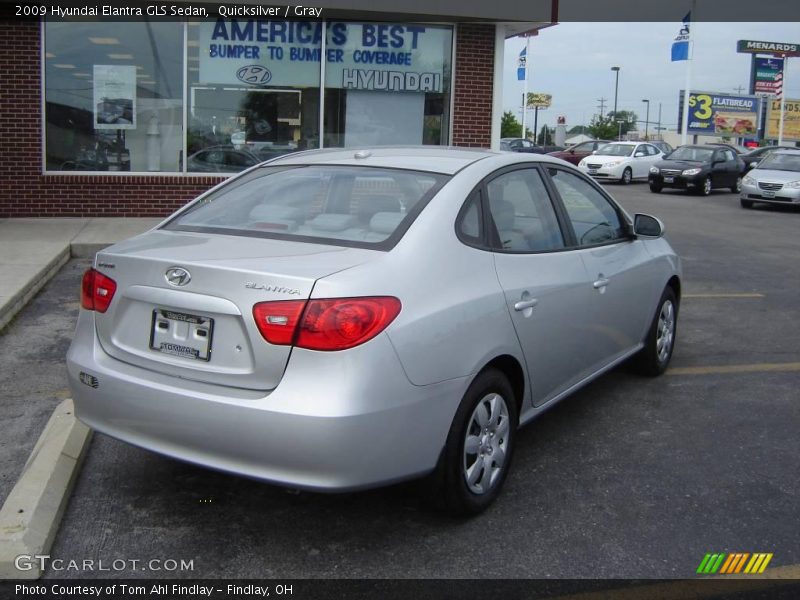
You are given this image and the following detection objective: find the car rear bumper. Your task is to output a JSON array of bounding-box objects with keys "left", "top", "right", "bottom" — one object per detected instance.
[{"left": 66, "top": 311, "right": 467, "bottom": 492}]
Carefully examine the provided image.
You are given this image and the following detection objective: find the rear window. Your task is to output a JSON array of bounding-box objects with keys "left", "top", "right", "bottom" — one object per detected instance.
[{"left": 164, "top": 165, "right": 448, "bottom": 250}]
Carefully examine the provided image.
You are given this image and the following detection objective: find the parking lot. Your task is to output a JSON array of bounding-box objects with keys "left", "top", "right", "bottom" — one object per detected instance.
[{"left": 1, "top": 182, "right": 798, "bottom": 579}]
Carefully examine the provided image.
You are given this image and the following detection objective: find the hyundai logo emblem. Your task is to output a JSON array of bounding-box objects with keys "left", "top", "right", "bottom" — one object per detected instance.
[
  {"left": 236, "top": 64, "right": 272, "bottom": 86},
  {"left": 165, "top": 267, "right": 191, "bottom": 287}
]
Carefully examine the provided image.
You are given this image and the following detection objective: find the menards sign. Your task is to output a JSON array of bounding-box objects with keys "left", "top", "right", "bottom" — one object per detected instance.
[{"left": 737, "top": 40, "right": 800, "bottom": 56}]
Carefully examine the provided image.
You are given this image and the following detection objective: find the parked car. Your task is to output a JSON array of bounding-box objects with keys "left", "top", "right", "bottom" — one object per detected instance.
[
  {"left": 705, "top": 142, "right": 749, "bottom": 155},
  {"left": 500, "top": 138, "right": 539, "bottom": 153},
  {"left": 741, "top": 145, "right": 797, "bottom": 169},
  {"left": 650, "top": 141, "right": 674, "bottom": 155},
  {"left": 740, "top": 149, "right": 800, "bottom": 209},
  {"left": 547, "top": 140, "right": 610, "bottom": 165},
  {"left": 187, "top": 145, "right": 261, "bottom": 173},
  {"left": 578, "top": 141, "right": 664, "bottom": 184},
  {"left": 500, "top": 138, "right": 563, "bottom": 154},
  {"left": 67, "top": 147, "right": 681, "bottom": 515},
  {"left": 649, "top": 145, "right": 745, "bottom": 195}
]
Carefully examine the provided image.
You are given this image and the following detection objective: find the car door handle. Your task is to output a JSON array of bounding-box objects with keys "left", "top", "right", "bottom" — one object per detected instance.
[
  {"left": 514, "top": 298, "right": 539, "bottom": 311},
  {"left": 593, "top": 278, "right": 610, "bottom": 289}
]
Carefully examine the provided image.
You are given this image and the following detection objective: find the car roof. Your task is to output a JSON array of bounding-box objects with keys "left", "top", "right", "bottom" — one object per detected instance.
[
  {"left": 771, "top": 149, "right": 800, "bottom": 156},
  {"left": 264, "top": 146, "right": 502, "bottom": 175}
]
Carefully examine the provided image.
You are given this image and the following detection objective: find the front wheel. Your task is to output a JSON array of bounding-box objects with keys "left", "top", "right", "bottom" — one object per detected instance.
[
  {"left": 620, "top": 168, "right": 632, "bottom": 185},
  {"left": 741, "top": 198, "right": 754, "bottom": 209},
  {"left": 731, "top": 176, "right": 742, "bottom": 194},
  {"left": 649, "top": 183, "right": 662, "bottom": 193},
  {"left": 698, "top": 177, "right": 712, "bottom": 196},
  {"left": 632, "top": 286, "right": 678, "bottom": 376},
  {"left": 428, "top": 369, "right": 518, "bottom": 516}
]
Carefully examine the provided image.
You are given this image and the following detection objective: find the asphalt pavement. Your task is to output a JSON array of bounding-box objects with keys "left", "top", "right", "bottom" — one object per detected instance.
[{"left": 3, "top": 183, "right": 797, "bottom": 579}]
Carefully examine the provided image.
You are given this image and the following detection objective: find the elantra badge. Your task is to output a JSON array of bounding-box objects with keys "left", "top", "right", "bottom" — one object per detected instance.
[{"left": 165, "top": 267, "right": 191, "bottom": 287}]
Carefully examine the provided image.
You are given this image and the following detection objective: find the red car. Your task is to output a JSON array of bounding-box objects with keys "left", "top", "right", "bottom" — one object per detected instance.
[{"left": 547, "top": 140, "right": 610, "bottom": 166}]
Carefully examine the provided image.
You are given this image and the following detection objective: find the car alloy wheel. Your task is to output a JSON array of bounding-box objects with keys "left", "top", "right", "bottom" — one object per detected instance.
[
  {"left": 701, "top": 177, "right": 712, "bottom": 196},
  {"left": 621, "top": 168, "right": 632, "bottom": 185},
  {"left": 656, "top": 299, "right": 676, "bottom": 365},
  {"left": 462, "top": 393, "right": 510, "bottom": 495}
]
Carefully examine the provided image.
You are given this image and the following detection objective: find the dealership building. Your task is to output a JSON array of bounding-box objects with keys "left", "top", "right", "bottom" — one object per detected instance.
[{"left": 0, "top": 2, "right": 554, "bottom": 217}]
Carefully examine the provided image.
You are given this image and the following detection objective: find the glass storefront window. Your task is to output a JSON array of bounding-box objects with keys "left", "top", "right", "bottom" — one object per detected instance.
[
  {"left": 44, "top": 21, "right": 183, "bottom": 172},
  {"left": 43, "top": 20, "right": 453, "bottom": 174},
  {"left": 324, "top": 23, "right": 452, "bottom": 148},
  {"left": 186, "top": 20, "right": 321, "bottom": 172}
]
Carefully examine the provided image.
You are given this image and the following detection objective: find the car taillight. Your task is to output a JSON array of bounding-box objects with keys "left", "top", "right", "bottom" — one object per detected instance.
[
  {"left": 80, "top": 268, "right": 117, "bottom": 313},
  {"left": 252, "top": 300, "right": 307, "bottom": 345},
  {"left": 252, "top": 297, "right": 401, "bottom": 351}
]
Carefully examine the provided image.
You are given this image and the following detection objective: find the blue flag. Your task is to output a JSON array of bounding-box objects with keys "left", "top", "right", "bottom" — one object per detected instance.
[
  {"left": 517, "top": 46, "right": 527, "bottom": 81},
  {"left": 671, "top": 12, "right": 691, "bottom": 61}
]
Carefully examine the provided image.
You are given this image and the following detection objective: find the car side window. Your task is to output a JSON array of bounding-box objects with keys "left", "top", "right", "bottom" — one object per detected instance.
[
  {"left": 457, "top": 189, "right": 483, "bottom": 245},
  {"left": 485, "top": 168, "right": 565, "bottom": 252},
  {"left": 548, "top": 168, "right": 627, "bottom": 247},
  {"left": 723, "top": 149, "right": 736, "bottom": 162}
]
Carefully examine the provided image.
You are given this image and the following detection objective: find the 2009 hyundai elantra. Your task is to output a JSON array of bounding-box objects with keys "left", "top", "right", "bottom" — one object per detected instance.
[{"left": 67, "top": 147, "right": 681, "bottom": 514}]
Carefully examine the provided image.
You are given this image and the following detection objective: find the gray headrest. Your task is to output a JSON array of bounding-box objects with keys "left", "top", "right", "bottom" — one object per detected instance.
[{"left": 369, "top": 212, "right": 405, "bottom": 235}]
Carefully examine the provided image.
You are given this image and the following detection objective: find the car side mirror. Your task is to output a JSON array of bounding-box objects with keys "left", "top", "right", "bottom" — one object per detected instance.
[
  {"left": 591, "top": 150, "right": 597, "bottom": 155},
  {"left": 634, "top": 152, "right": 645, "bottom": 157},
  {"left": 749, "top": 161, "right": 759, "bottom": 169},
  {"left": 633, "top": 213, "right": 664, "bottom": 238}
]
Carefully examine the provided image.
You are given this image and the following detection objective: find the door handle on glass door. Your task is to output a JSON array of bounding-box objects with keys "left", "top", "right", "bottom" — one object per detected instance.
[{"left": 514, "top": 298, "right": 539, "bottom": 311}]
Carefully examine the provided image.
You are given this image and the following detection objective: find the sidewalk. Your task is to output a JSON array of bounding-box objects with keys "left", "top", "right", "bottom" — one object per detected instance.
[{"left": 0, "top": 218, "right": 161, "bottom": 331}]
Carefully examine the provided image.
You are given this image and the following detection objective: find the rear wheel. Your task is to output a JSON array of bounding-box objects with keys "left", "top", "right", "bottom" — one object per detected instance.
[
  {"left": 428, "top": 369, "right": 518, "bottom": 516},
  {"left": 632, "top": 286, "right": 678, "bottom": 376},
  {"left": 741, "top": 198, "right": 754, "bottom": 209},
  {"left": 649, "top": 183, "right": 662, "bottom": 193},
  {"left": 620, "top": 168, "right": 632, "bottom": 185},
  {"left": 731, "top": 176, "right": 742, "bottom": 194}
]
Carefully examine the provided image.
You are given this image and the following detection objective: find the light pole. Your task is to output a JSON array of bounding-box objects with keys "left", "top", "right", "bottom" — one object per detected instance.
[
  {"left": 616, "top": 119, "right": 624, "bottom": 141},
  {"left": 641, "top": 99, "right": 650, "bottom": 140},
  {"left": 611, "top": 67, "right": 620, "bottom": 117}
]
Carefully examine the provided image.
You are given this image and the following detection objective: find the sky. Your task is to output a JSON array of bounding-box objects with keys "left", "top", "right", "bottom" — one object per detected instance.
[{"left": 502, "top": 22, "right": 800, "bottom": 133}]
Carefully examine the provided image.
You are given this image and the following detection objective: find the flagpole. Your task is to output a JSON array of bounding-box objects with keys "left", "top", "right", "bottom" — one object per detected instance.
[
  {"left": 680, "top": 0, "right": 696, "bottom": 145},
  {"left": 778, "top": 56, "right": 787, "bottom": 145},
  {"left": 522, "top": 35, "right": 530, "bottom": 139}
]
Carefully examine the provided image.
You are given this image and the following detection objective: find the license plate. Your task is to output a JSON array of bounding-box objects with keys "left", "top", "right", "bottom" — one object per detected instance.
[
  {"left": 762, "top": 190, "right": 775, "bottom": 198},
  {"left": 589, "top": 169, "right": 598, "bottom": 175},
  {"left": 663, "top": 176, "right": 675, "bottom": 183},
  {"left": 149, "top": 309, "right": 214, "bottom": 361}
]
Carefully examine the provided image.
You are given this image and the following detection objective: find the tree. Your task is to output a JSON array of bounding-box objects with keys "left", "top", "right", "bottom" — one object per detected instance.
[
  {"left": 500, "top": 111, "right": 533, "bottom": 139},
  {"left": 501, "top": 111, "right": 522, "bottom": 138},
  {"left": 567, "top": 125, "right": 590, "bottom": 135},
  {"left": 537, "top": 124, "right": 553, "bottom": 146},
  {"left": 607, "top": 110, "right": 638, "bottom": 137},
  {"left": 587, "top": 114, "right": 617, "bottom": 140}
]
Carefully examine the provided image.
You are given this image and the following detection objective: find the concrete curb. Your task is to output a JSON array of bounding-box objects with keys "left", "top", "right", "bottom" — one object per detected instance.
[
  {"left": 70, "top": 242, "right": 110, "bottom": 260},
  {"left": 0, "top": 247, "right": 70, "bottom": 332},
  {"left": 0, "top": 399, "right": 92, "bottom": 579}
]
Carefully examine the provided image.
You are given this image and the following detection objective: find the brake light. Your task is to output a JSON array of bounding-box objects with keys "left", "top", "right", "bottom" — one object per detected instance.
[
  {"left": 252, "top": 297, "right": 401, "bottom": 351},
  {"left": 80, "top": 268, "right": 117, "bottom": 313}
]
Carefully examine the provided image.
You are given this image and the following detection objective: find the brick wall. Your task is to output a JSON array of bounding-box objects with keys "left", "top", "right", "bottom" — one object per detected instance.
[
  {"left": 0, "top": 20, "right": 496, "bottom": 218},
  {"left": 452, "top": 24, "right": 495, "bottom": 148}
]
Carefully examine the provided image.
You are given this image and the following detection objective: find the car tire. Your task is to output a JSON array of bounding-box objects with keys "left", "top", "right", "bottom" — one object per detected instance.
[
  {"left": 632, "top": 286, "right": 678, "bottom": 377},
  {"left": 740, "top": 198, "right": 754, "bottom": 209},
  {"left": 649, "top": 183, "right": 662, "bottom": 193},
  {"left": 731, "top": 176, "right": 742, "bottom": 194},
  {"left": 428, "top": 368, "right": 518, "bottom": 516},
  {"left": 698, "top": 177, "right": 712, "bottom": 196},
  {"left": 620, "top": 168, "right": 632, "bottom": 185}
]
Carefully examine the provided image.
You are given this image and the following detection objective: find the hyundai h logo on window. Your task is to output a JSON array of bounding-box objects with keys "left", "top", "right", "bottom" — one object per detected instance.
[
  {"left": 165, "top": 267, "right": 191, "bottom": 287},
  {"left": 236, "top": 65, "right": 272, "bottom": 86}
]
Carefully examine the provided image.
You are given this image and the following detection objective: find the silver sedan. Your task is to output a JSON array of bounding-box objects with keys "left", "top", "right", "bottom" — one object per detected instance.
[
  {"left": 67, "top": 147, "right": 681, "bottom": 515},
  {"left": 741, "top": 149, "right": 800, "bottom": 209}
]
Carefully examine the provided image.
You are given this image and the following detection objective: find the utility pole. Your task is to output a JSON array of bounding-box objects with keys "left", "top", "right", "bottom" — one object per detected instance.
[
  {"left": 734, "top": 85, "right": 745, "bottom": 94},
  {"left": 597, "top": 97, "right": 607, "bottom": 118}
]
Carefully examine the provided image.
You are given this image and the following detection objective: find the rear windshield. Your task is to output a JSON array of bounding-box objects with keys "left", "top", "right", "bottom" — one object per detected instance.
[{"left": 164, "top": 165, "right": 448, "bottom": 250}]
